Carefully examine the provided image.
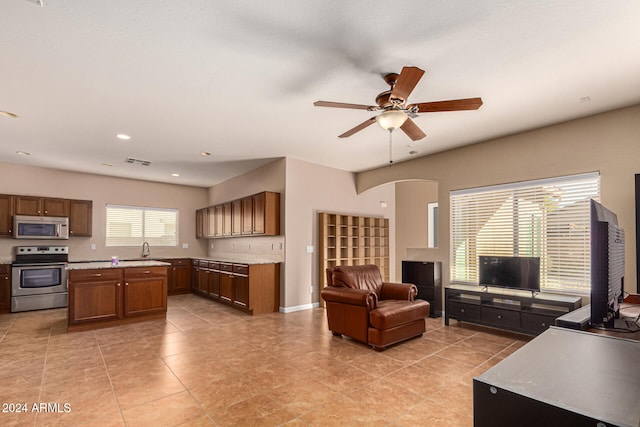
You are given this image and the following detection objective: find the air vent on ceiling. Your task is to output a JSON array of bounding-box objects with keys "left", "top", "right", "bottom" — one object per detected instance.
[{"left": 125, "top": 157, "right": 151, "bottom": 166}]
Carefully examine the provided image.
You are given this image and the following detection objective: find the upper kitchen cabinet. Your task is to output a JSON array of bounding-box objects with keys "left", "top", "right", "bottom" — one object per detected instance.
[
  {"left": 15, "top": 196, "right": 69, "bottom": 217},
  {"left": 196, "top": 191, "right": 281, "bottom": 239},
  {"left": 69, "top": 199, "right": 93, "bottom": 237},
  {"left": 252, "top": 191, "right": 280, "bottom": 236},
  {"left": 0, "top": 195, "right": 14, "bottom": 236}
]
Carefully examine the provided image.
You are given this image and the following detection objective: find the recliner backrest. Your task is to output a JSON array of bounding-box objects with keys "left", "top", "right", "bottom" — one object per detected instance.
[{"left": 328, "top": 265, "right": 383, "bottom": 294}]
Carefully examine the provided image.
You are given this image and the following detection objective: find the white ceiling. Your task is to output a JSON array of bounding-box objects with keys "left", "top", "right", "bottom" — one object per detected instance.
[{"left": 2, "top": 1, "right": 640, "bottom": 187}]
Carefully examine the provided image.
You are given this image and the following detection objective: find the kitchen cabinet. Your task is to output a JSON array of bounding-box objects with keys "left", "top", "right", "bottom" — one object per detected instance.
[
  {"left": 167, "top": 258, "right": 191, "bottom": 295},
  {"left": 68, "top": 269, "right": 123, "bottom": 324},
  {"left": 208, "top": 262, "right": 220, "bottom": 299},
  {"left": 68, "top": 265, "right": 167, "bottom": 331},
  {"left": 0, "top": 264, "right": 10, "bottom": 313},
  {"left": 195, "top": 208, "right": 206, "bottom": 239},
  {"left": 123, "top": 267, "right": 167, "bottom": 317},
  {"left": 191, "top": 260, "right": 280, "bottom": 315},
  {"left": 191, "top": 261, "right": 200, "bottom": 291},
  {"left": 15, "top": 196, "right": 70, "bottom": 217},
  {"left": 241, "top": 196, "right": 253, "bottom": 235},
  {"left": 0, "top": 195, "right": 14, "bottom": 236},
  {"left": 219, "top": 262, "right": 234, "bottom": 303},
  {"left": 195, "top": 191, "right": 281, "bottom": 240},
  {"left": 232, "top": 199, "right": 242, "bottom": 235},
  {"left": 69, "top": 199, "right": 92, "bottom": 237},
  {"left": 223, "top": 203, "right": 232, "bottom": 236},
  {"left": 252, "top": 192, "right": 280, "bottom": 235},
  {"left": 197, "top": 260, "right": 209, "bottom": 295}
]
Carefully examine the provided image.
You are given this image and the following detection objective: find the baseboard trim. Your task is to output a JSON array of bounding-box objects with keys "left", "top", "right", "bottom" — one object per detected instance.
[{"left": 279, "top": 302, "right": 319, "bottom": 313}]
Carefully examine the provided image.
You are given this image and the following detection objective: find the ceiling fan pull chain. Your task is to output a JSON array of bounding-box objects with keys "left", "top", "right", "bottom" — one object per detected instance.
[{"left": 388, "top": 130, "right": 393, "bottom": 166}]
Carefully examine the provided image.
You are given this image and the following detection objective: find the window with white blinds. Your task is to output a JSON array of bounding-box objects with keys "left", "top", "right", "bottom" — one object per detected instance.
[
  {"left": 106, "top": 205, "right": 178, "bottom": 247},
  {"left": 450, "top": 172, "right": 600, "bottom": 294}
]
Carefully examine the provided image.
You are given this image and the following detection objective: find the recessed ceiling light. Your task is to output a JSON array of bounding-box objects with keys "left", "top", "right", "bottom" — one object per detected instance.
[
  {"left": 200, "top": 151, "right": 211, "bottom": 156},
  {"left": 409, "top": 150, "right": 418, "bottom": 155},
  {"left": 1, "top": 111, "right": 18, "bottom": 118},
  {"left": 16, "top": 151, "right": 31, "bottom": 156},
  {"left": 116, "top": 134, "right": 131, "bottom": 140},
  {"left": 171, "top": 173, "right": 180, "bottom": 177}
]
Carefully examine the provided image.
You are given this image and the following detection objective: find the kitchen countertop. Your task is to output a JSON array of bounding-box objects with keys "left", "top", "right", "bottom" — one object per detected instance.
[
  {"left": 67, "top": 260, "right": 171, "bottom": 270},
  {"left": 192, "top": 256, "right": 281, "bottom": 265}
]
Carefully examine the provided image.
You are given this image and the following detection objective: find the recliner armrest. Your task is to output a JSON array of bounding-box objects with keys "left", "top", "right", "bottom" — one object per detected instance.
[
  {"left": 380, "top": 282, "right": 417, "bottom": 301},
  {"left": 321, "top": 286, "right": 378, "bottom": 309}
]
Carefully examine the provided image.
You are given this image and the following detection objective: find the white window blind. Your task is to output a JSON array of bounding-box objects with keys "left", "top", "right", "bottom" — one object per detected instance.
[
  {"left": 106, "top": 205, "right": 178, "bottom": 247},
  {"left": 450, "top": 172, "right": 600, "bottom": 294}
]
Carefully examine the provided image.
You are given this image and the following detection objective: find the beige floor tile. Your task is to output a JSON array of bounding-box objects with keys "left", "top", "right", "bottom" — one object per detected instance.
[
  {"left": 0, "top": 293, "right": 538, "bottom": 425},
  {"left": 122, "top": 391, "right": 206, "bottom": 426}
]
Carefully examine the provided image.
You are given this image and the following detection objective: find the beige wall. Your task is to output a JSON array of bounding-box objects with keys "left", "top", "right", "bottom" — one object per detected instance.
[
  {"left": 0, "top": 163, "right": 209, "bottom": 262},
  {"left": 395, "top": 180, "right": 438, "bottom": 280},
  {"left": 284, "top": 158, "right": 395, "bottom": 311},
  {"left": 204, "top": 157, "right": 395, "bottom": 310},
  {"left": 359, "top": 104, "right": 640, "bottom": 295}
]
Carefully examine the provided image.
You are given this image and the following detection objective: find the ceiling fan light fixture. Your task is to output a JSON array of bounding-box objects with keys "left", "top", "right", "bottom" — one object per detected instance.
[{"left": 376, "top": 110, "right": 408, "bottom": 131}]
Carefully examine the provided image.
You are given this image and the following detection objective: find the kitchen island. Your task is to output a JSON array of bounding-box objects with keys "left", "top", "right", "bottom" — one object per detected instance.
[{"left": 66, "top": 260, "right": 170, "bottom": 331}]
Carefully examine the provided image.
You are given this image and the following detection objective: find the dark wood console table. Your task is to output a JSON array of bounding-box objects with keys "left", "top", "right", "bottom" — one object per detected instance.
[
  {"left": 445, "top": 284, "right": 581, "bottom": 335},
  {"left": 474, "top": 327, "right": 640, "bottom": 427}
]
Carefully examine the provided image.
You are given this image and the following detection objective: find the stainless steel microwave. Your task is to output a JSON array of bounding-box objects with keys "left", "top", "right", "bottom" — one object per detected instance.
[{"left": 13, "top": 215, "right": 69, "bottom": 240}]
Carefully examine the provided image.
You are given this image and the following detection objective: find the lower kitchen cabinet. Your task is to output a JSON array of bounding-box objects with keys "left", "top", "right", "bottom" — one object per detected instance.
[
  {"left": 68, "top": 265, "right": 167, "bottom": 331},
  {"left": 0, "top": 264, "right": 11, "bottom": 313},
  {"left": 191, "top": 260, "right": 280, "bottom": 315},
  {"left": 167, "top": 258, "right": 191, "bottom": 295}
]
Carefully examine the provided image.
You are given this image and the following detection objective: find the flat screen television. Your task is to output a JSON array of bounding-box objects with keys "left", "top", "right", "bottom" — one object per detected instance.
[
  {"left": 590, "top": 199, "right": 625, "bottom": 328},
  {"left": 478, "top": 256, "right": 540, "bottom": 293}
]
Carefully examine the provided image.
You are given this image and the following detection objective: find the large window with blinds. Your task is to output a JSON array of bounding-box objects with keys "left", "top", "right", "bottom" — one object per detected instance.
[
  {"left": 450, "top": 172, "right": 600, "bottom": 294},
  {"left": 106, "top": 205, "right": 178, "bottom": 247}
]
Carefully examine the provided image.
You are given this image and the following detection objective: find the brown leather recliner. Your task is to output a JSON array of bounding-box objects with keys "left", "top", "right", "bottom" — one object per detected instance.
[{"left": 321, "top": 264, "right": 430, "bottom": 350}]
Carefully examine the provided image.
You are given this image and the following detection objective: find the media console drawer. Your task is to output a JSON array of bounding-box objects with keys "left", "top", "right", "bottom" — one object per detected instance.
[
  {"left": 448, "top": 301, "right": 481, "bottom": 321},
  {"left": 481, "top": 306, "right": 520, "bottom": 328}
]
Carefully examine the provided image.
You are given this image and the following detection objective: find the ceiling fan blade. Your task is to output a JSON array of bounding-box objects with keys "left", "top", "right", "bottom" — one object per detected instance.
[
  {"left": 339, "top": 117, "right": 377, "bottom": 138},
  {"left": 314, "top": 101, "right": 378, "bottom": 110},
  {"left": 410, "top": 97, "right": 483, "bottom": 113},
  {"left": 390, "top": 66, "right": 425, "bottom": 102},
  {"left": 400, "top": 118, "right": 426, "bottom": 141}
]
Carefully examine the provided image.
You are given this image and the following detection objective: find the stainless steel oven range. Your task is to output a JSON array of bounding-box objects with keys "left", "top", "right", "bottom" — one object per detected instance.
[{"left": 11, "top": 245, "right": 69, "bottom": 312}]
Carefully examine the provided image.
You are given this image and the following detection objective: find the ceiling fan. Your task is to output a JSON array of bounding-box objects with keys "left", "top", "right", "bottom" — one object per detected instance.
[{"left": 314, "top": 66, "right": 483, "bottom": 141}]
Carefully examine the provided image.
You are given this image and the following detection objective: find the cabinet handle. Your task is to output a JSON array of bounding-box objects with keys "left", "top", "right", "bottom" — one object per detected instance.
[
  {"left": 70, "top": 230, "right": 74, "bottom": 234},
  {"left": 91, "top": 273, "right": 102, "bottom": 277},
  {"left": 144, "top": 270, "right": 151, "bottom": 274},
  {"left": 44, "top": 210, "right": 48, "bottom": 214},
  {"left": 117, "top": 283, "right": 121, "bottom": 287},
  {"left": 497, "top": 315, "right": 503, "bottom": 319},
  {"left": 125, "top": 282, "right": 129, "bottom": 286},
  {"left": 460, "top": 308, "right": 465, "bottom": 313},
  {"left": 541, "top": 322, "right": 547, "bottom": 327}
]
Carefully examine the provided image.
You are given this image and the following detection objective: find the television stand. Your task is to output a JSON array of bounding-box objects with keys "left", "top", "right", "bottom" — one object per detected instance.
[{"left": 445, "top": 284, "right": 582, "bottom": 335}]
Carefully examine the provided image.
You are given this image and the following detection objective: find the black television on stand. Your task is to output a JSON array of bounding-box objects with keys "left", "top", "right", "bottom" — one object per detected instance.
[
  {"left": 590, "top": 199, "right": 625, "bottom": 329},
  {"left": 478, "top": 256, "right": 541, "bottom": 295}
]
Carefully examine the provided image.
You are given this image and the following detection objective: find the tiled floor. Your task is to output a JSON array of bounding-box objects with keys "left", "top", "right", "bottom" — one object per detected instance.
[{"left": 0, "top": 294, "right": 531, "bottom": 426}]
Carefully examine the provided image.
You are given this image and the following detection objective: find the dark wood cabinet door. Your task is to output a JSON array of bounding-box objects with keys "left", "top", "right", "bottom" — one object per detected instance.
[
  {"left": 214, "top": 205, "right": 224, "bottom": 237},
  {"left": 198, "top": 268, "right": 209, "bottom": 294},
  {"left": 124, "top": 268, "right": 167, "bottom": 317},
  {"left": 168, "top": 265, "right": 190, "bottom": 294},
  {"left": 195, "top": 208, "right": 205, "bottom": 239},
  {"left": 208, "top": 268, "right": 220, "bottom": 298},
  {"left": 0, "top": 265, "right": 10, "bottom": 312},
  {"left": 231, "top": 199, "right": 242, "bottom": 235},
  {"left": 233, "top": 274, "right": 249, "bottom": 308},
  {"left": 252, "top": 192, "right": 265, "bottom": 234},
  {"left": 69, "top": 270, "right": 123, "bottom": 324},
  {"left": 223, "top": 203, "right": 232, "bottom": 236},
  {"left": 191, "top": 265, "right": 199, "bottom": 291},
  {"left": 241, "top": 196, "right": 253, "bottom": 234},
  {"left": 43, "top": 198, "right": 69, "bottom": 217},
  {"left": 0, "top": 195, "right": 14, "bottom": 236},
  {"left": 220, "top": 271, "right": 233, "bottom": 302},
  {"left": 69, "top": 199, "right": 92, "bottom": 236},
  {"left": 15, "top": 196, "right": 42, "bottom": 216}
]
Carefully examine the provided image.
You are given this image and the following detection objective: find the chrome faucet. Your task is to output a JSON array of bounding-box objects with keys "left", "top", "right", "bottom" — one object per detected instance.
[{"left": 141, "top": 241, "right": 151, "bottom": 258}]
